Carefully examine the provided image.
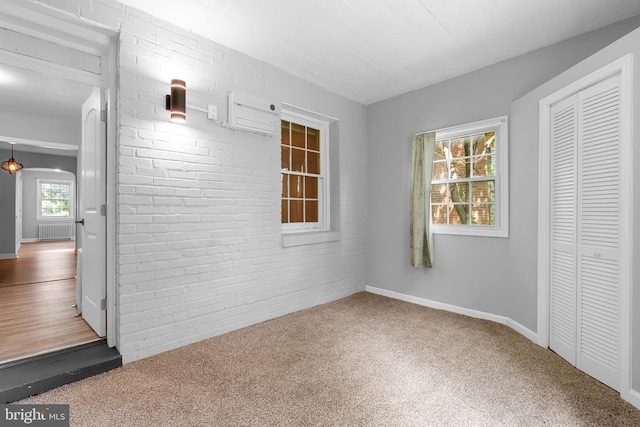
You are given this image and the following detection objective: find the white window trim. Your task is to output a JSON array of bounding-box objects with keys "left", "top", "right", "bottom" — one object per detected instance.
[
  {"left": 429, "top": 115, "right": 509, "bottom": 238},
  {"left": 281, "top": 109, "right": 330, "bottom": 234},
  {"left": 36, "top": 178, "right": 75, "bottom": 221}
]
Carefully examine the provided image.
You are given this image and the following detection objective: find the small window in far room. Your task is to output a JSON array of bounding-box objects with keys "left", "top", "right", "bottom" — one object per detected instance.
[
  {"left": 281, "top": 111, "right": 329, "bottom": 232},
  {"left": 37, "top": 179, "right": 74, "bottom": 219},
  {"left": 430, "top": 116, "right": 508, "bottom": 238}
]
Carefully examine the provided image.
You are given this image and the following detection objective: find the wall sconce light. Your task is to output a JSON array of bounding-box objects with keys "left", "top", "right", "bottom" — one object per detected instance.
[
  {"left": 165, "top": 79, "right": 186, "bottom": 123},
  {"left": 1, "top": 144, "right": 24, "bottom": 175}
]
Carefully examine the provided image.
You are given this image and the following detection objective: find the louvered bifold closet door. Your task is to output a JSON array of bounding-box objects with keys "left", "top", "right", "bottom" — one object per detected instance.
[
  {"left": 549, "top": 96, "right": 578, "bottom": 366},
  {"left": 576, "top": 74, "right": 621, "bottom": 391}
]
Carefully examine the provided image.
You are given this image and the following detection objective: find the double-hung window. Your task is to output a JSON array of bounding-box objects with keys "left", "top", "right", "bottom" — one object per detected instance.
[
  {"left": 37, "top": 179, "right": 74, "bottom": 219},
  {"left": 430, "top": 116, "right": 508, "bottom": 237},
  {"left": 281, "top": 111, "right": 329, "bottom": 232}
]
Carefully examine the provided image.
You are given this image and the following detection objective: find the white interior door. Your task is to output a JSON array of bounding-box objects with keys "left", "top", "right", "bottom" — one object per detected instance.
[
  {"left": 575, "top": 74, "right": 622, "bottom": 390},
  {"left": 80, "top": 87, "right": 106, "bottom": 337},
  {"left": 549, "top": 95, "right": 578, "bottom": 366},
  {"left": 549, "top": 73, "right": 622, "bottom": 391}
]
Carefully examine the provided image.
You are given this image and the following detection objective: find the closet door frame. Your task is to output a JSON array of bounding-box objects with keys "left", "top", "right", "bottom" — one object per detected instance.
[{"left": 537, "top": 54, "right": 633, "bottom": 398}]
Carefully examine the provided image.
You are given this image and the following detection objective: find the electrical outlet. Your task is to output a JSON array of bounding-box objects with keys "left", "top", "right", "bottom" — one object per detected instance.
[{"left": 207, "top": 104, "right": 218, "bottom": 121}]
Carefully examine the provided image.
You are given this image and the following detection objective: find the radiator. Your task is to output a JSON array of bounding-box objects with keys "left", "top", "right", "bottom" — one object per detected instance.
[{"left": 38, "top": 223, "right": 75, "bottom": 241}]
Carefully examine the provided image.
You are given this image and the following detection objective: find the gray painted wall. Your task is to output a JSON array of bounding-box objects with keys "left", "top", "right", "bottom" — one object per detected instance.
[
  {"left": 0, "top": 163, "right": 19, "bottom": 257},
  {"left": 367, "top": 14, "right": 640, "bottom": 394},
  {"left": 367, "top": 15, "right": 640, "bottom": 331},
  {"left": 0, "top": 149, "right": 76, "bottom": 255}
]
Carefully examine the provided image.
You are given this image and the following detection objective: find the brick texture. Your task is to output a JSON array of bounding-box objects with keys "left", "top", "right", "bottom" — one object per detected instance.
[{"left": 36, "top": 0, "right": 367, "bottom": 362}]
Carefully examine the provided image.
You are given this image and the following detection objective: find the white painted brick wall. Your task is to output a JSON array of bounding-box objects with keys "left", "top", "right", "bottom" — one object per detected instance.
[{"left": 37, "top": 0, "right": 368, "bottom": 363}]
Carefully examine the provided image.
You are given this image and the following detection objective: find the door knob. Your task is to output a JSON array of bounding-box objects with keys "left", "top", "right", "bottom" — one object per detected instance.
[{"left": 75, "top": 219, "right": 85, "bottom": 226}]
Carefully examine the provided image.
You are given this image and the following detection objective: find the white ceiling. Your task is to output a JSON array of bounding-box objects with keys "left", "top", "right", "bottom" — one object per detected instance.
[
  {"left": 118, "top": 0, "right": 640, "bottom": 105},
  {"left": 1, "top": 0, "right": 639, "bottom": 152},
  {"left": 0, "top": 63, "right": 93, "bottom": 124},
  {"left": 0, "top": 63, "right": 92, "bottom": 156}
]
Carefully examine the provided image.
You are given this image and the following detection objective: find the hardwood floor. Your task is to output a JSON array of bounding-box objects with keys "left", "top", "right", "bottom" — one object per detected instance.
[
  {"left": 0, "top": 241, "right": 101, "bottom": 364},
  {"left": 0, "top": 241, "right": 77, "bottom": 288}
]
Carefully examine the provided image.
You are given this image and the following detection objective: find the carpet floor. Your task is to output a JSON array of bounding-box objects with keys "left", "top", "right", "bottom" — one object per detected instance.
[{"left": 20, "top": 292, "right": 640, "bottom": 426}]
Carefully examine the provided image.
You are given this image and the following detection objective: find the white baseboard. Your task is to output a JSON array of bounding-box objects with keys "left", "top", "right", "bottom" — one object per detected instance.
[
  {"left": 0, "top": 253, "right": 18, "bottom": 260},
  {"left": 623, "top": 388, "right": 640, "bottom": 411},
  {"left": 505, "top": 318, "right": 538, "bottom": 343},
  {"left": 365, "top": 286, "right": 538, "bottom": 343},
  {"left": 21, "top": 238, "right": 39, "bottom": 243}
]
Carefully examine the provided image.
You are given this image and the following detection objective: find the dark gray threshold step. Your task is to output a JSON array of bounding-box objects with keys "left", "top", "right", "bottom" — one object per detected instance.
[{"left": 0, "top": 340, "right": 122, "bottom": 403}]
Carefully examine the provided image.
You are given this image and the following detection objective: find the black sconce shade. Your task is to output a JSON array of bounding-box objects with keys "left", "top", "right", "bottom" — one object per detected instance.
[{"left": 166, "top": 79, "right": 186, "bottom": 123}]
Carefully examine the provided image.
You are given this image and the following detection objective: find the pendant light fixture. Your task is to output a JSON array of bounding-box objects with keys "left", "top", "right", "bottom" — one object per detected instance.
[{"left": 1, "top": 144, "right": 24, "bottom": 175}]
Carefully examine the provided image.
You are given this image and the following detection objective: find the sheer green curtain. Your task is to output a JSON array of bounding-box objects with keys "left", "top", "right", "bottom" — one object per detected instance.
[{"left": 410, "top": 131, "right": 435, "bottom": 268}]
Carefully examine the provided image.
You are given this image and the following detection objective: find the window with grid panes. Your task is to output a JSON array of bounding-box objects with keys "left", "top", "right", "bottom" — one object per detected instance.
[
  {"left": 430, "top": 116, "right": 509, "bottom": 237},
  {"left": 281, "top": 112, "right": 328, "bottom": 231},
  {"left": 37, "top": 179, "right": 74, "bottom": 219}
]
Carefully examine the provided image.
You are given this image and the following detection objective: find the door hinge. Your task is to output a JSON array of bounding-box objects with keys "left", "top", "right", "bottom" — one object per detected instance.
[
  {"left": 100, "top": 109, "right": 107, "bottom": 122},
  {"left": 100, "top": 204, "right": 107, "bottom": 216},
  {"left": 100, "top": 298, "right": 106, "bottom": 310}
]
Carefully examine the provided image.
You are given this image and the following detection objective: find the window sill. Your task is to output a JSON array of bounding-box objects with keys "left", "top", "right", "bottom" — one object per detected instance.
[
  {"left": 432, "top": 225, "right": 508, "bottom": 238},
  {"left": 36, "top": 217, "right": 75, "bottom": 221},
  {"left": 281, "top": 231, "right": 341, "bottom": 247}
]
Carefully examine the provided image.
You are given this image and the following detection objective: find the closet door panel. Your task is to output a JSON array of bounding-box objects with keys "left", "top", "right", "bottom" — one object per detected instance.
[
  {"left": 549, "top": 96, "right": 578, "bottom": 365},
  {"left": 579, "top": 256, "right": 619, "bottom": 388},
  {"left": 576, "top": 74, "right": 621, "bottom": 390}
]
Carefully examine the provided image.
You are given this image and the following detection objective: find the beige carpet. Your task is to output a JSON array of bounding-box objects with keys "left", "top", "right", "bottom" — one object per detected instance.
[{"left": 20, "top": 292, "right": 640, "bottom": 426}]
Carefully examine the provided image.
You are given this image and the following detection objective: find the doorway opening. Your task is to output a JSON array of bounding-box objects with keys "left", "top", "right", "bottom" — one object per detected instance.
[
  {"left": 0, "top": 1, "right": 117, "bottom": 365},
  {"left": 0, "top": 77, "right": 109, "bottom": 363}
]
